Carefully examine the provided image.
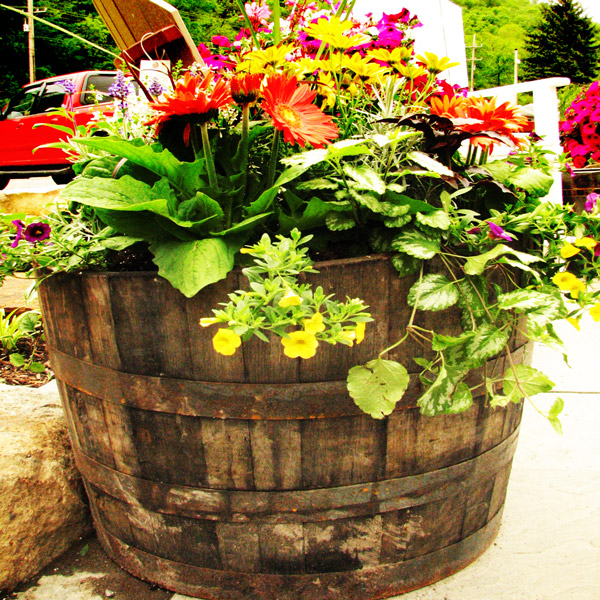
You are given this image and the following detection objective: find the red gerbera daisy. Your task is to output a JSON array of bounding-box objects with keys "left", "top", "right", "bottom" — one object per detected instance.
[
  {"left": 147, "top": 72, "right": 233, "bottom": 128},
  {"left": 261, "top": 74, "right": 339, "bottom": 148}
]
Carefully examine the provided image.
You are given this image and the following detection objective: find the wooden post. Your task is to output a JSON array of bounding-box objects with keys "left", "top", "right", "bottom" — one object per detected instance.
[{"left": 27, "top": 0, "right": 35, "bottom": 83}]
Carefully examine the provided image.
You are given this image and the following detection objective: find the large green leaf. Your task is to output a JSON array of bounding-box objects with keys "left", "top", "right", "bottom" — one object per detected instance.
[
  {"left": 347, "top": 358, "right": 409, "bottom": 419},
  {"left": 391, "top": 253, "right": 421, "bottom": 277},
  {"left": 391, "top": 229, "right": 440, "bottom": 259},
  {"left": 74, "top": 136, "right": 204, "bottom": 197},
  {"left": 407, "top": 273, "right": 459, "bottom": 311},
  {"left": 509, "top": 167, "right": 554, "bottom": 197},
  {"left": 417, "top": 360, "right": 469, "bottom": 416},
  {"left": 343, "top": 164, "right": 386, "bottom": 194},
  {"left": 463, "top": 244, "right": 540, "bottom": 276},
  {"left": 416, "top": 210, "right": 451, "bottom": 230},
  {"left": 502, "top": 364, "right": 555, "bottom": 403},
  {"left": 456, "top": 276, "right": 489, "bottom": 328},
  {"left": 408, "top": 151, "right": 454, "bottom": 176},
  {"left": 465, "top": 323, "right": 509, "bottom": 364},
  {"left": 149, "top": 238, "right": 236, "bottom": 297}
]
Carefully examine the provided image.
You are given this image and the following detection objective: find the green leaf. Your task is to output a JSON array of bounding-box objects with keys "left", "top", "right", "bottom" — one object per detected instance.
[
  {"left": 384, "top": 214, "right": 412, "bottom": 228},
  {"left": 416, "top": 210, "right": 451, "bottom": 230},
  {"left": 408, "top": 151, "right": 454, "bottom": 176},
  {"left": 326, "top": 211, "right": 356, "bottom": 231},
  {"left": 431, "top": 331, "right": 474, "bottom": 351},
  {"left": 9, "top": 353, "right": 25, "bottom": 367},
  {"left": 17, "top": 312, "right": 41, "bottom": 333},
  {"left": 502, "top": 364, "right": 555, "bottom": 402},
  {"left": 407, "top": 273, "right": 459, "bottom": 311},
  {"left": 391, "top": 229, "right": 440, "bottom": 259},
  {"left": 73, "top": 136, "right": 203, "bottom": 196},
  {"left": 149, "top": 238, "right": 236, "bottom": 297},
  {"left": 417, "top": 361, "right": 469, "bottom": 416},
  {"left": 498, "top": 289, "right": 553, "bottom": 311},
  {"left": 463, "top": 244, "right": 540, "bottom": 276},
  {"left": 343, "top": 164, "right": 386, "bottom": 194},
  {"left": 347, "top": 358, "right": 409, "bottom": 419},
  {"left": 448, "top": 382, "right": 473, "bottom": 414},
  {"left": 465, "top": 323, "right": 509, "bottom": 364},
  {"left": 548, "top": 397, "right": 564, "bottom": 435},
  {"left": 296, "top": 178, "right": 339, "bottom": 190},
  {"left": 456, "top": 277, "right": 489, "bottom": 329},
  {"left": 29, "top": 362, "right": 46, "bottom": 373},
  {"left": 391, "top": 253, "right": 421, "bottom": 277},
  {"left": 177, "top": 192, "right": 224, "bottom": 225},
  {"left": 509, "top": 167, "right": 554, "bottom": 197}
]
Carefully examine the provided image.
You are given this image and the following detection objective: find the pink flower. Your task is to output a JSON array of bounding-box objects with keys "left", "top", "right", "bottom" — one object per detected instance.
[
  {"left": 211, "top": 35, "right": 231, "bottom": 48},
  {"left": 486, "top": 222, "right": 512, "bottom": 241},
  {"left": 244, "top": 1, "right": 272, "bottom": 28},
  {"left": 10, "top": 220, "right": 25, "bottom": 248}
]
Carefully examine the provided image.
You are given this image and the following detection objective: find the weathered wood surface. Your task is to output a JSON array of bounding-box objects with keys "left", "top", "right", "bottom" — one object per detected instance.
[{"left": 38, "top": 256, "right": 529, "bottom": 600}]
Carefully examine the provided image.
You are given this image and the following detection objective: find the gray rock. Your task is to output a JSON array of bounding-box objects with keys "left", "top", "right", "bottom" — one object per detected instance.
[{"left": 0, "top": 382, "right": 92, "bottom": 591}]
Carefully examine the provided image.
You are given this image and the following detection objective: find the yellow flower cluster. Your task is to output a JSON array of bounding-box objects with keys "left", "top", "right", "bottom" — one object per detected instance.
[{"left": 552, "top": 271, "right": 585, "bottom": 298}]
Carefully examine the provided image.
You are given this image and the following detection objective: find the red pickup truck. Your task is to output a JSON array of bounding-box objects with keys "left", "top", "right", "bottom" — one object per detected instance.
[{"left": 0, "top": 71, "right": 119, "bottom": 190}]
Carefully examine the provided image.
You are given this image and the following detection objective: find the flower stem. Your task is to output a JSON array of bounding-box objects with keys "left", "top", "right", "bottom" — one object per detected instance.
[
  {"left": 201, "top": 122, "right": 219, "bottom": 192},
  {"left": 266, "top": 128, "right": 281, "bottom": 189}
]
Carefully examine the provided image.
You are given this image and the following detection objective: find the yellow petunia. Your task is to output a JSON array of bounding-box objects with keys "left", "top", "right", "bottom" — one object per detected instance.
[
  {"left": 281, "top": 331, "right": 318, "bottom": 359},
  {"left": 560, "top": 242, "right": 581, "bottom": 259},
  {"left": 212, "top": 329, "right": 242, "bottom": 356},
  {"left": 303, "top": 312, "right": 325, "bottom": 334},
  {"left": 552, "top": 271, "right": 578, "bottom": 290},
  {"left": 574, "top": 237, "right": 598, "bottom": 251},
  {"left": 566, "top": 317, "right": 581, "bottom": 331},
  {"left": 355, "top": 321, "right": 366, "bottom": 344},
  {"left": 278, "top": 290, "right": 302, "bottom": 307},
  {"left": 590, "top": 303, "right": 600, "bottom": 322},
  {"left": 569, "top": 279, "right": 586, "bottom": 299},
  {"left": 199, "top": 317, "right": 218, "bottom": 327}
]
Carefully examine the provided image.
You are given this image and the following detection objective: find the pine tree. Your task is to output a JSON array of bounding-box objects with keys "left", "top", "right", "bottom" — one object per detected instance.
[{"left": 522, "top": 0, "right": 599, "bottom": 84}]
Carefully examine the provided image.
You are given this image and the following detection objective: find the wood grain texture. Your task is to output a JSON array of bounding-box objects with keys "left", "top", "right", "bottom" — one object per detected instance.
[{"left": 39, "top": 258, "right": 528, "bottom": 599}]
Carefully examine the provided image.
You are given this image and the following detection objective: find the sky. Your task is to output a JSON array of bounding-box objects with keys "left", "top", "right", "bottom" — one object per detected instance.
[{"left": 577, "top": 0, "right": 600, "bottom": 24}]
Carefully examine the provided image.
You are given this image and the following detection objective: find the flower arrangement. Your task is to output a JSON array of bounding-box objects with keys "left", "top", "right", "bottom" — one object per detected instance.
[
  {"left": 560, "top": 80, "right": 600, "bottom": 170},
  {"left": 2, "top": 0, "right": 600, "bottom": 427}
]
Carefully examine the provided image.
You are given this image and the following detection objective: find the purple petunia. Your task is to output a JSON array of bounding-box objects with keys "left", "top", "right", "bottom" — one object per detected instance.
[
  {"left": 10, "top": 220, "right": 25, "bottom": 248},
  {"left": 23, "top": 222, "right": 51, "bottom": 245},
  {"left": 486, "top": 222, "right": 512, "bottom": 242},
  {"left": 585, "top": 192, "right": 598, "bottom": 213}
]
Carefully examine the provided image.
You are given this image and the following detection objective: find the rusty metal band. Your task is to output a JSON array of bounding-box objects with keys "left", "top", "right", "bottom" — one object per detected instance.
[
  {"left": 48, "top": 346, "right": 528, "bottom": 419},
  {"left": 94, "top": 508, "right": 504, "bottom": 600},
  {"left": 73, "top": 426, "right": 519, "bottom": 523}
]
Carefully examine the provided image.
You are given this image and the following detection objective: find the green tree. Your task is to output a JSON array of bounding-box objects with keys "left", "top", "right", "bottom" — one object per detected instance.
[
  {"left": 522, "top": 0, "right": 600, "bottom": 83},
  {"left": 455, "top": 0, "right": 542, "bottom": 89}
]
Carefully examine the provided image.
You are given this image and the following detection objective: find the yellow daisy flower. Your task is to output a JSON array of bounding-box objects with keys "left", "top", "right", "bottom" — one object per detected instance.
[
  {"left": 281, "top": 331, "right": 318, "bottom": 359},
  {"left": 304, "top": 16, "right": 368, "bottom": 51},
  {"left": 303, "top": 312, "right": 325, "bottom": 334},
  {"left": 416, "top": 52, "right": 459, "bottom": 75},
  {"left": 590, "top": 303, "right": 600, "bottom": 322},
  {"left": 212, "top": 329, "right": 242, "bottom": 356},
  {"left": 240, "top": 44, "right": 295, "bottom": 73},
  {"left": 560, "top": 242, "right": 581, "bottom": 258},
  {"left": 278, "top": 290, "right": 302, "bottom": 307}
]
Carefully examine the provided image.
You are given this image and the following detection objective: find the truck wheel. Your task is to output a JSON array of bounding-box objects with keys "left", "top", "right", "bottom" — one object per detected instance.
[
  {"left": 52, "top": 171, "right": 74, "bottom": 185},
  {"left": 0, "top": 176, "right": 9, "bottom": 190}
]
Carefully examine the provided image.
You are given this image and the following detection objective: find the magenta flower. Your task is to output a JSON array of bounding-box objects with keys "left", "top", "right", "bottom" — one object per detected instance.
[
  {"left": 212, "top": 35, "right": 231, "bottom": 48},
  {"left": 466, "top": 226, "right": 481, "bottom": 235},
  {"left": 486, "top": 222, "right": 512, "bottom": 241},
  {"left": 24, "top": 222, "right": 51, "bottom": 244},
  {"left": 585, "top": 192, "right": 599, "bottom": 213},
  {"left": 10, "top": 220, "right": 25, "bottom": 248}
]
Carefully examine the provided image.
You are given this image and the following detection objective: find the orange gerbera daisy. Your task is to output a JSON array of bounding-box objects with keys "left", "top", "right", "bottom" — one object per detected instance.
[
  {"left": 147, "top": 72, "right": 233, "bottom": 129},
  {"left": 230, "top": 73, "right": 263, "bottom": 105},
  {"left": 260, "top": 74, "right": 339, "bottom": 148},
  {"left": 430, "top": 94, "right": 531, "bottom": 150}
]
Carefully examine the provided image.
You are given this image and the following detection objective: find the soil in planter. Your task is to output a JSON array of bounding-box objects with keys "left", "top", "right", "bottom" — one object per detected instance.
[{"left": 0, "top": 336, "right": 53, "bottom": 387}]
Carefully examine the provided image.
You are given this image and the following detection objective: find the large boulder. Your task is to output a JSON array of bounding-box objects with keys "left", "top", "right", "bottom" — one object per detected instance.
[{"left": 0, "top": 382, "right": 91, "bottom": 592}]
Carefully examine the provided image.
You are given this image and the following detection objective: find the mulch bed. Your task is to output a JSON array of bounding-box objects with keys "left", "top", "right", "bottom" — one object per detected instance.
[{"left": 0, "top": 335, "right": 53, "bottom": 387}]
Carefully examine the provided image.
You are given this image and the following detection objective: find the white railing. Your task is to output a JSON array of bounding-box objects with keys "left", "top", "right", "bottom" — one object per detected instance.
[{"left": 470, "top": 77, "right": 571, "bottom": 203}]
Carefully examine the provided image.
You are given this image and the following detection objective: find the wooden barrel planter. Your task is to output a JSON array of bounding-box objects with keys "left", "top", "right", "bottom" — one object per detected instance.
[{"left": 38, "top": 255, "right": 530, "bottom": 600}]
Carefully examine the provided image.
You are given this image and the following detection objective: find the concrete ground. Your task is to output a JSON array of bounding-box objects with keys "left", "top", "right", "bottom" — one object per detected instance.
[{"left": 1, "top": 275, "right": 599, "bottom": 598}]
